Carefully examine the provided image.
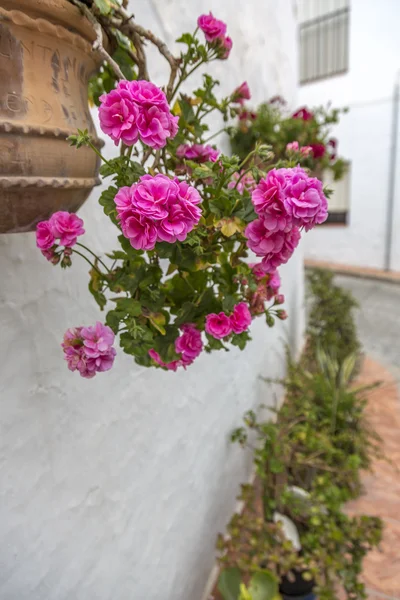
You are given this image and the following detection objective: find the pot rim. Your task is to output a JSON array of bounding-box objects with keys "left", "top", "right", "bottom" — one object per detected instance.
[{"left": 0, "top": 0, "right": 109, "bottom": 53}]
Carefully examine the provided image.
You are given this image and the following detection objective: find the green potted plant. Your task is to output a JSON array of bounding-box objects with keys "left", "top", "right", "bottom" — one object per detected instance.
[
  {"left": 229, "top": 99, "right": 348, "bottom": 183},
  {"left": 33, "top": 3, "right": 331, "bottom": 378}
]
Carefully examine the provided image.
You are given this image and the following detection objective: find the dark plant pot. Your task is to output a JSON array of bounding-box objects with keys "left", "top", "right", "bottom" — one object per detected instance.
[{"left": 279, "top": 570, "right": 316, "bottom": 600}]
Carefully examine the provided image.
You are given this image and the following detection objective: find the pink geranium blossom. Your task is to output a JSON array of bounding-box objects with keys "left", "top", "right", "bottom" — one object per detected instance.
[
  {"left": 175, "top": 324, "right": 203, "bottom": 364},
  {"left": 228, "top": 171, "right": 256, "bottom": 194},
  {"left": 310, "top": 143, "right": 326, "bottom": 158},
  {"left": 197, "top": 12, "right": 227, "bottom": 41},
  {"left": 128, "top": 80, "right": 169, "bottom": 108},
  {"left": 286, "top": 141, "right": 299, "bottom": 152},
  {"left": 205, "top": 312, "right": 232, "bottom": 339},
  {"left": 62, "top": 322, "right": 116, "bottom": 378},
  {"left": 232, "top": 82, "right": 251, "bottom": 105},
  {"left": 49, "top": 211, "right": 85, "bottom": 247},
  {"left": 300, "top": 146, "right": 313, "bottom": 157},
  {"left": 176, "top": 144, "right": 220, "bottom": 163},
  {"left": 230, "top": 302, "right": 252, "bottom": 334},
  {"left": 292, "top": 107, "right": 313, "bottom": 121},
  {"left": 99, "top": 80, "right": 178, "bottom": 149},
  {"left": 99, "top": 81, "right": 140, "bottom": 146},
  {"left": 283, "top": 166, "right": 328, "bottom": 230},
  {"left": 219, "top": 36, "right": 232, "bottom": 59},
  {"left": 114, "top": 174, "right": 202, "bottom": 250},
  {"left": 245, "top": 219, "right": 301, "bottom": 271},
  {"left": 148, "top": 324, "right": 202, "bottom": 371},
  {"left": 268, "top": 270, "right": 281, "bottom": 297},
  {"left": 136, "top": 105, "right": 179, "bottom": 149},
  {"left": 251, "top": 170, "right": 292, "bottom": 232},
  {"left": 36, "top": 221, "right": 55, "bottom": 250}
]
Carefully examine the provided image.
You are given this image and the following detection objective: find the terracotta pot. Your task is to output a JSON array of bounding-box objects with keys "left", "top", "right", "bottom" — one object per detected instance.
[{"left": 0, "top": 0, "right": 106, "bottom": 233}]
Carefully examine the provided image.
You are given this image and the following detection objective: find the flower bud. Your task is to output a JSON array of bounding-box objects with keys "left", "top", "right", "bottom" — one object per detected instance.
[
  {"left": 276, "top": 309, "right": 288, "bottom": 320},
  {"left": 61, "top": 253, "right": 72, "bottom": 268},
  {"left": 275, "top": 294, "right": 285, "bottom": 305},
  {"left": 286, "top": 141, "right": 299, "bottom": 153}
]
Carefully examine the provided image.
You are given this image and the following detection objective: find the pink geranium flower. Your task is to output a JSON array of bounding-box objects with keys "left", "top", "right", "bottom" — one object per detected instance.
[
  {"left": 219, "top": 36, "right": 232, "bottom": 59},
  {"left": 49, "top": 211, "right": 85, "bottom": 247},
  {"left": 283, "top": 166, "right": 328, "bottom": 230},
  {"left": 245, "top": 219, "right": 301, "bottom": 270},
  {"left": 232, "top": 82, "right": 251, "bottom": 105},
  {"left": 300, "top": 146, "right": 313, "bottom": 157},
  {"left": 62, "top": 322, "right": 116, "bottom": 378},
  {"left": 114, "top": 175, "right": 202, "bottom": 250},
  {"left": 292, "top": 107, "right": 313, "bottom": 121},
  {"left": 286, "top": 141, "right": 299, "bottom": 152},
  {"left": 228, "top": 171, "right": 257, "bottom": 195},
  {"left": 176, "top": 144, "right": 220, "bottom": 163},
  {"left": 136, "top": 105, "right": 179, "bottom": 149},
  {"left": 175, "top": 324, "right": 203, "bottom": 364},
  {"left": 205, "top": 312, "right": 232, "bottom": 339},
  {"left": 122, "top": 212, "right": 158, "bottom": 251},
  {"left": 251, "top": 170, "right": 292, "bottom": 232},
  {"left": 36, "top": 221, "right": 55, "bottom": 250},
  {"left": 197, "top": 12, "right": 227, "bottom": 41},
  {"left": 230, "top": 302, "right": 252, "bottom": 334},
  {"left": 310, "top": 143, "right": 326, "bottom": 159},
  {"left": 99, "top": 80, "right": 178, "bottom": 149},
  {"left": 99, "top": 81, "right": 140, "bottom": 146}
]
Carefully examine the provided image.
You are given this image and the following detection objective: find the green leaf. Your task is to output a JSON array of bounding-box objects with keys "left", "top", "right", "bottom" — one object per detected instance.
[
  {"left": 93, "top": 0, "right": 112, "bottom": 14},
  {"left": 247, "top": 571, "right": 279, "bottom": 600},
  {"left": 111, "top": 298, "right": 142, "bottom": 316},
  {"left": 99, "top": 186, "right": 118, "bottom": 221},
  {"left": 218, "top": 567, "right": 242, "bottom": 600},
  {"left": 222, "top": 295, "right": 236, "bottom": 313},
  {"left": 231, "top": 331, "right": 251, "bottom": 350},
  {"left": 176, "top": 33, "right": 194, "bottom": 45}
]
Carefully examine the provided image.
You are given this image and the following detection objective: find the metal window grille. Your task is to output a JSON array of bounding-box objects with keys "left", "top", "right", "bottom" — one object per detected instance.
[{"left": 299, "top": 1, "right": 350, "bottom": 84}]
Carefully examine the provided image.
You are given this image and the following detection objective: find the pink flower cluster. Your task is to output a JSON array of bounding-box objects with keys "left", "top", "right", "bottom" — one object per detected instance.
[
  {"left": 310, "top": 143, "right": 326, "bottom": 158},
  {"left": 286, "top": 141, "right": 315, "bottom": 158},
  {"left": 176, "top": 143, "right": 220, "bottom": 163},
  {"left": 197, "top": 12, "right": 232, "bottom": 59},
  {"left": 292, "top": 107, "right": 313, "bottom": 121},
  {"left": 228, "top": 171, "right": 257, "bottom": 195},
  {"left": 205, "top": 302, "right": 252, "bottom": 339},
  {"left": 245, "top": 166, "right": 328, "bottom": 271},
  {"left": 249, "top": 264, "right": 282, "bottom": 314},
  {"left": 232, "top": 82, "right": 251, "bottom": 105},
  {"left": 114, "top": 174, "right": 202, "bottom": 250},
  {"left": 99, "top": 80, "right": 178, "bottom": 149},
  {"left": 149, "top": 324, "right": 203, "bottom": 371},
  {"left": 36, "top": 211, "right": 85, "bottom": 261},
  {"left": 62, "top": 322, "right": 116, "bottom": 378}
]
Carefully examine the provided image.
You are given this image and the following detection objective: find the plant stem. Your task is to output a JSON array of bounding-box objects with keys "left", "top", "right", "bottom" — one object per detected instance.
[
  {"left": 234, "top": 165, "right": 254, "bottom": 189},
  {"left": 170, "top": 59, "right": 206, "bottom": 102},
  {"left": 203, "top": 127, "right": 226, "bottom": 144},
  {"left": 76, "top": 242, "right": 110, "bottom": 273},
  {"left": 88, "top": 140, "right": 112, "bottom": 167},
  {"left": 72, "top": 249, "right": 103, "bottom": 276}
]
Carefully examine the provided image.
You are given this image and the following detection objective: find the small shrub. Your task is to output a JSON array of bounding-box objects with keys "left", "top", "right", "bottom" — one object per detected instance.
[{"left": 306, "top": 268, "right": 361, "bottom": 368}]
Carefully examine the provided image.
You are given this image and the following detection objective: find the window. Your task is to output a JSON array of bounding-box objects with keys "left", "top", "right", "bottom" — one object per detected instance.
[
  {"left": 322, "top": 162, "right": 351, "bottom": 225},
  {"left": 298, "top": 0, "right": 350, "bottom": 84}
]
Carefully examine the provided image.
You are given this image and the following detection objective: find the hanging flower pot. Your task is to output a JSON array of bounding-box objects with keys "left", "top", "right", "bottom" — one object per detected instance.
[{"left": 0, "top": 0, "right": 106, "bottom": 233}]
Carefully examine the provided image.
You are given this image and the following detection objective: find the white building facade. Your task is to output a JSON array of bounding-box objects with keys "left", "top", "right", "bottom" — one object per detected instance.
[
  {"left": 0, "top": 2, "right": 302, "bottom": 600},
  {"left": 299, "top": 0, "right": 400, "bottom": 271}
]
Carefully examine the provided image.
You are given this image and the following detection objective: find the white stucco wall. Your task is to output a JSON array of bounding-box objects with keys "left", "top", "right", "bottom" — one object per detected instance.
[
  {"left": 0, "top": 2, "right": 302, "bottom": 599},
  {"left": 299, "top": 0, "right": 400, "bottom": 271}
]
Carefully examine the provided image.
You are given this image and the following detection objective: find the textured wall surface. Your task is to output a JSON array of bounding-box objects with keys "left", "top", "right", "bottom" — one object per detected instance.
[
  {"left": 0, "top": 2, "right": 301, "bottom": 599},
  {"left": 299, "top": 0, "right": 400, "bottom": 271}
]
